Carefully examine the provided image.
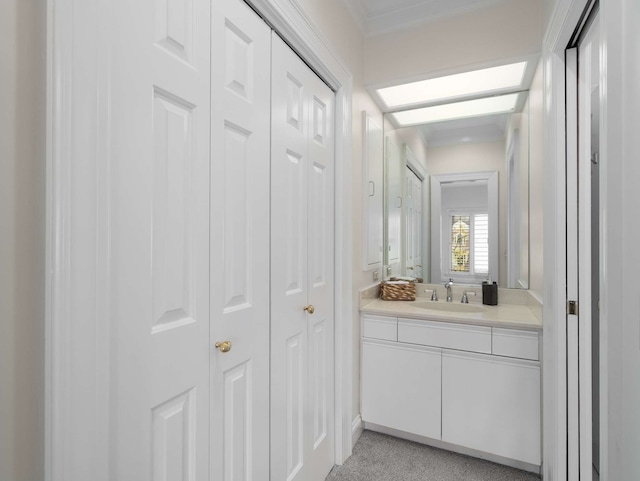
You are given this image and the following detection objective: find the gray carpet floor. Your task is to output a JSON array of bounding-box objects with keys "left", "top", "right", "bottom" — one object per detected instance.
[{"left": 326, "top": 431, "right": 541, "bottom": 481}]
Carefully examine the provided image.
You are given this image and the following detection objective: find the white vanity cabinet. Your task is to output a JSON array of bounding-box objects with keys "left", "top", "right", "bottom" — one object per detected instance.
[
  {"left": 361, "top": 312, "right": 541, "bottom": 471},
  {"left": 442, "top": 350, "right": 541, "bottom": 465},
  {"left": 362, "top": 339, "right": 442, "bottom": 440}
]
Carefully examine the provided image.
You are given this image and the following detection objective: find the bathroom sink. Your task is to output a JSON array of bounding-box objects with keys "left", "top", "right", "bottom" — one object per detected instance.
[{"left": 412, "top": 301, "right": 486, "bottom": 313}]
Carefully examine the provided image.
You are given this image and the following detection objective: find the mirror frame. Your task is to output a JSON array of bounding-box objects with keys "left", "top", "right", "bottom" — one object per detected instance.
[{"left": 430, "top": 171, "right": 499, "bottom": 285}]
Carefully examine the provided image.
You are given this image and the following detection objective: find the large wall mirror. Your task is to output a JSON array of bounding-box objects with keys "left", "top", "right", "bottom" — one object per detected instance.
[{"left": 383, "top": 91, "right": 531, "bottom": 289}]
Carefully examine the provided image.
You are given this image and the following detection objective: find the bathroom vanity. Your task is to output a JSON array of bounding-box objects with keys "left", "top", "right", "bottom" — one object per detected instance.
[{"left": 360, "top": 287, "right": 542, "bottom": 473}]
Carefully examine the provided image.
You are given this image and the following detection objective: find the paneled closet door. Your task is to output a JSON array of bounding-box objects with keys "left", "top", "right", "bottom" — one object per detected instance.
[
  {"left": 210, "top": 0, "right": 271, "bottom": 480},
  {"left": 405, "top": 167, "right": 423, "bottom": 279},
  {"left": 270, "top": 33, "right": 336, "bottom": 481},
  {"left": 108, "top": 0, "right": 211, "bottom": 478}
]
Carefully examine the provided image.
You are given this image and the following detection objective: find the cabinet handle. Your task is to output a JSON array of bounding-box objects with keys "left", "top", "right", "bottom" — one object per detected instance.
[
  {"left": 368, "top": 181, "right": 375, "bottom": 196},
  {"left": 303, "top": 305, "right": 315, "bottom": 315}
]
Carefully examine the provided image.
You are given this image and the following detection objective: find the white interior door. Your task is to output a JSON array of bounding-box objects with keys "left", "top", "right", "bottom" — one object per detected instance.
[
  {"left": 405, "top": 169, "right": 415, "bottom": 275},
  {"left": 577, "top": 13, "right": 600, "bottom": 480},
  {"left": 363, "top": 112, "right": 384, "bottom": 271},
  {"left": 109, "top": 0, "right": 211, "bottom": 478},
  {"left": 210, "top": 0, "right": 272, "bottom": 479},
  {"left": 270, "top": 32, "right": 336, "bottom": 481},
  {"left": 385, "top": 138, "right": 403, "bottom": 276},
  {"left": 405, "top": 166, "right": 423, "bottom": 279},
  {"left": 567, "top": 10, "right": 600, "bottom": 481}
]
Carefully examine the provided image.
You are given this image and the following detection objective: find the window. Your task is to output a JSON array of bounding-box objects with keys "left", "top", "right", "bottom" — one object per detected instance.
[
  {"left": 450, "top": 215, "right": 470, "bottom": 272},
  {"left": 448, "top": 211, "right": 489, "bottom": 278}
]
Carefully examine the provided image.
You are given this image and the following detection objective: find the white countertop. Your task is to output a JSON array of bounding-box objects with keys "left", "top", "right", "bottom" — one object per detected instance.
[{"left": 360, "top": 298, "right": 542, "bottom": 330}]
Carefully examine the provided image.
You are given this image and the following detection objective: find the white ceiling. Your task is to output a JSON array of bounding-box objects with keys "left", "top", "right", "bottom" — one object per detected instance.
[{"left": 340, "top": 0, "right": 510, "bottom": 36}]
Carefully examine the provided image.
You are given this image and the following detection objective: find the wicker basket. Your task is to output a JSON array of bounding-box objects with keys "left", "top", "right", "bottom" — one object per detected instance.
[{"left": 380, "top": 281, "right": 416, "bottom": 301}]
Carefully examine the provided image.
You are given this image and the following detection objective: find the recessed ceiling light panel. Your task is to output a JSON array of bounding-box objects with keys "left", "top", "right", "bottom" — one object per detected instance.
[
  {"left": 392, "top": 93, "right": 519, "bottom": 127},
  {"left": 377, "top": 62, "right": 527, "bottom": 109}
]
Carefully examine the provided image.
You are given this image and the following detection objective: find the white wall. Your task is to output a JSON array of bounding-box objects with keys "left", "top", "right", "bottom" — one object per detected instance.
[
  {"left": 383, "top": 121, "right": 429, "bottom": 172},
  {"left": 441, "top": 182, "right": 488, "bottom": 211},
  {"left": 605, "top": 0, "right": 640, "bottom": 478},
  {"left": 528, "top": 59, "right": 544, "bottom": 295},
  {"left": 296, "top": 0, "right": 384, "bottom": 431},
  {"left": 427, "top": 141, "right": 508, "bottom": 285},
  {"left": 0, "top": 1, "right": 46, "bottom": 480},
  {"left": 364, "top": 0, "right": 542, "bottom": 87}
]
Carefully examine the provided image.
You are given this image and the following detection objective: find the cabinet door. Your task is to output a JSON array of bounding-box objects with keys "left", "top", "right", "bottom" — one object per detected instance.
[
  {"left": 442, "top": 350, "right": 541, "bottom": 466},
  {"left": 362, "top": 339, "right": 441, "bottom": 440}
]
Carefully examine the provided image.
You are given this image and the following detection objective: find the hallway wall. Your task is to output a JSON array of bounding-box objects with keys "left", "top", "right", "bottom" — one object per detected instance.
[
  {"left": 363, "top": 0, "right": 542, "bottom": 87},
  {"left": 362, "top": 0, "right": 544, "bottom": 295},
  {"left": 0, "top": 1, "right": 46, "bottom": 480}
]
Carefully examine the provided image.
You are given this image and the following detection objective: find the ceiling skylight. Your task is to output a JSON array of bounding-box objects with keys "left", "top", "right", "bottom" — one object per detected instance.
[
  {"left": 376, "top": 62, "right": 527, "bottom": 109},
  {"left": 391, "top": 93, "right": 519, "bottom": 127}
]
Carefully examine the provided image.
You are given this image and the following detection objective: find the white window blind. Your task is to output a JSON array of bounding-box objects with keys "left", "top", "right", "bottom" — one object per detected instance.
[
  {"left": 473, "top": 213, "right": 489, "bottom": 273},
  {"left": 447, "top": 211, "right": 489, "bottom": 279}
]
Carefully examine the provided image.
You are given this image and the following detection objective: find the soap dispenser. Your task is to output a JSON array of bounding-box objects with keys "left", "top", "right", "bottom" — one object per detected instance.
[{"left": 482, "top": 276, "right": 498, "bottom": 305}]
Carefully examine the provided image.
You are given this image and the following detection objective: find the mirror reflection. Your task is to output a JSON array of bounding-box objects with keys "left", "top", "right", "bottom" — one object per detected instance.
[{"left": 383, "top": 92, "right": 530, "bottom": 288}]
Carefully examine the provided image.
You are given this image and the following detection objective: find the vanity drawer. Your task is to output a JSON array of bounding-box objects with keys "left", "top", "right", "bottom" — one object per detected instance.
[
  {"left": 362, "top": 314, "right": 397, "bottom": 341},
  {"left": 398, "top": 318, "right": 491, "bottom": 354},
  {"left": 492, "top": 328, "right": 540, "bottom": 361}
]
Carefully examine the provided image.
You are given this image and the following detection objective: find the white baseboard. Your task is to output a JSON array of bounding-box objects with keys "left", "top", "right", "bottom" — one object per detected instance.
[{"left": 351, "top": 414, "right": 364, "bottom": 448}]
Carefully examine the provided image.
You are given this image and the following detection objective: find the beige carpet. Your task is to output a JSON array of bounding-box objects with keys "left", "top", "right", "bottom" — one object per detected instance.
[{"left": 326, "top": 431, "right": 541, "bottom": 481}]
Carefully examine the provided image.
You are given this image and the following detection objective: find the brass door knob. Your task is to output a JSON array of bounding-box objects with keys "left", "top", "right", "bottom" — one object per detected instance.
[
  {"left": 215, "top": 341, "right": 232, "bottom": 353},
  {"left": 303, "top": 305, "right": 315, "bottom": 315}
]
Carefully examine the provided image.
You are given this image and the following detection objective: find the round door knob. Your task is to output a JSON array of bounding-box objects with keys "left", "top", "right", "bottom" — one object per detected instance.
[
  {"left": 215, "top": 341, "right": 232, "bottom": 353},
  {"left": 303, "top": 305, "right": 315, "bottom": 315}
]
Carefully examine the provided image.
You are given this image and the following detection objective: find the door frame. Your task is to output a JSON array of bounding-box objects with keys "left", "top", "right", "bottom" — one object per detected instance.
[
  {"left": 44, "top": 1, "right": 354, "bottom": 479},
  {"left": 544, "top": 0, "right": 622, "bottom": 479},
  {"left": 543, "top": 2, "right": 588, "bottom": 479}
]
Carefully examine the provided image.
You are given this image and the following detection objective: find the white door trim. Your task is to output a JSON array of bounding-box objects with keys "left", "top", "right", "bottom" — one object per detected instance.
[
  {"left": 542, "top": 0, "right": 606, "bottom": 479},
  {"left": 45, "top": 1, "right": 354, "bottom": 479},
  {"left": 542, "top": 1, "right": 584, "bottom": 479},
  {"left": 566, "top": 46, "right": 580, "bottom": 480},
  {"left": 45, "top": 0, "right": 113, "bottom": 479}
]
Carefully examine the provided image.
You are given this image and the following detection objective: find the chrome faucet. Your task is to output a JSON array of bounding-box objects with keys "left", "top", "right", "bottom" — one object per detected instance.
[
  {"left": 444, "top": 278, "right": 454, "bottom": 302},
  {"left": 424, "top": 289, "right": 438, "bottom": 301},
  {"left": 461, "top": 290, "right": 476, "bottom": 303}
]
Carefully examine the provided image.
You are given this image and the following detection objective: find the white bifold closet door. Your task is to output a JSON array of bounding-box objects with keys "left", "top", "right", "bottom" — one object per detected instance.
[
  {"left": 108, "top": 0, "right": 212, "bottom": 478},
  {"left": 270, "top": 32, "right": 336, "bottom": 481},
  {"left": 106, "top": 0, "right": 333, "bottom": 478},
  {"left": 210, "top": 0, "right": 271, "bottom": 480}
]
